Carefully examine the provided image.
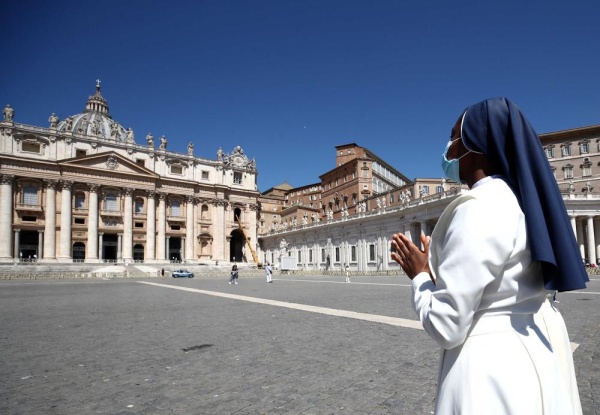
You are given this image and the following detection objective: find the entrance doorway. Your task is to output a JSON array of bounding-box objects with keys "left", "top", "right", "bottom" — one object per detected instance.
[
  {"left": 73, "top": 242, "right": 85, "bottom": 262},
  {"left": 133, "top": 244, "right": 144, "bottom": 262},
  {"left": 230, "top": 229, "right": 245, "bottom": 262},
  {"left": 19, "top": 230, "right": 39, "bottom": 261},
  {"left": 103, "top": 234, "right": 118, "bottom": 262},
  {"left": 168, "top": 237, "right": 181, "bottom": 262}
]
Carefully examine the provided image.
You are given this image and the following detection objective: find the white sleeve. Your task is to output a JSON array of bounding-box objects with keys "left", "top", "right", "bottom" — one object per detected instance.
[{"left": 412, "top": 199, "right": 516, "bottom": 349}]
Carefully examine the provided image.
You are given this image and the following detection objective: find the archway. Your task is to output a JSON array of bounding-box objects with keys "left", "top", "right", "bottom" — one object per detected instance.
[{"left": 229, "top": 229, "right": 245, "bottom": 262}]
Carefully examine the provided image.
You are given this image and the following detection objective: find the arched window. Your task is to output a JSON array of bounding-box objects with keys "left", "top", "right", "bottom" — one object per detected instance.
[
  {"left": 23, "top": 186, "right": 38, "bottom": 205},
  {"left": 74, "top": 192, "right": 86, "bottom": 210},
  {"left": 201, "top": 204, "right": 209, "bottom": 219},
  {"left": 135, "top": 198, "right": 144, "bottom": 214},
  {"left": 171, "top": 199, "right": 181, "bottom": 216},
  {"left": 106, "top": 193, "right": 118, "bottom": 211}
]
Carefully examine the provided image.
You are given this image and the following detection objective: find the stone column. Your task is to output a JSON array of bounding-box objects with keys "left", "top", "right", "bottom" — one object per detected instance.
[
  {"left": 37, "top": 230, "right": 43, "bottom": 259},
  {"left": 157, "top": 193, "right": 166, "bottom": 261},
  {"left": 181, "top": 236, "right": 186, "bottom": 262},
  {"left": 122, "top": 189, "right": 133, "bottom": 261},
  {"left": 166, "top": 236, "right": 171, "bottom": 261},
  {"left": 98, "top": 232, "right": 104, "bottom": 261},
  {"left": 0, "top": 175, "right": 14, "bottom": 260},
  {"left": 185, "top": 196, "right": 194, "bottom": 262},
  {"left": 117, "top": 233, "right": 122, "bottom": 261},
  {"left": 587, "top": 216, "right": 596, "bottom": 265},
  {"left": 145, "top": 191, "right": 156, "bottom": 262},
  {"left": 14, "top": 229, "right": 20, "bottom": 260},
  {"left": 58, "top": 181, "right": 73, "bottom": 261},
  {"left": 86, "top": 184, "right": 99, "bottom": 261},
  {"left": 212, "top": 198, "right": 226, "bottom": 261},
  {"left": 570, "top": 215, "right": 577, "bottom": 239},
  {"left": 576, "top": 219, "right": 585, "bottom": 259},
  {"left": 595, "top": 220, "right": 600, "bottom": 262},
  {"left": 43, "top": 180, "right": 57, "bottom": 260}
]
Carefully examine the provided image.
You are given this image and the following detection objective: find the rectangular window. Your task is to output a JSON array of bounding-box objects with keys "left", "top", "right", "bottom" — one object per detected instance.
[
  {"left": 309, "top": 249, "right": 313, "bottom": 263},
  {"left": 22, "top": 142, "right": 41, "bottom": 153},
  {"left": 76, "top": 149, "right": 87, "bottom": 158},
  {"left": 74, "top": 218, "right": 85, "bottom": 225},
  {"left": 171, "top": 202, "right": 181, "bottom": 216},
  {"left": 233, "top": 172, "right": 242, "bottom": 184},
  {"left": 351, "top": 246, "right": 356, "bottom": 262},
  {"left": 201, "top": 171, "right": 209, "bottom": 180},
  {"left": 545, "top": 147, "right": 554, "bottom": 158},
  {"left": 171, "top": 165, "right": 183, "bottom": 175},
  {"left": 580, "top": 143, "right": 589, "bottom": 154},
  {"left": 564, "top": 167, "right": 573, "bottom": 179},
  {"left": 321, "top": 248, "right": 326, "bottom": 262},
  {"left": 335, "top": 247, "right": 340, "bottom": 262},
  {"left": 561, "top": 146, "right": 571, "bottom": 157},
  {"left": 135, "top": 222, "right": 144, "bottom": 228},
  {"left": 298, "top": 251, "right": 302, "bottom": 262},
  {"left": 421, "top": 186, "right": 430, "bottom": 195},
  {"left": 22, "top": 216, "right": 37, "bottom": 222},
  {"left": 135, "top": 159, "right": 145, "bottom": 167},
  {"left": 369, "top": 244, "right": 375, "bottom": 261},
  {"left": 436, "top": 185, "right": 444, "bottom": 193},
  {"left": 171, "top": 225, "right": 180, "bottom": 231},
  {"left": 583, "top": 166, "right": 592, "bottom": 176}
]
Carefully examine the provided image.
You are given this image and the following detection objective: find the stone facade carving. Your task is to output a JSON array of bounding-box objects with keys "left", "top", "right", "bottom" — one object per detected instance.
[{"left": 3, "top": 105, "right": 14, "bottom": 122}]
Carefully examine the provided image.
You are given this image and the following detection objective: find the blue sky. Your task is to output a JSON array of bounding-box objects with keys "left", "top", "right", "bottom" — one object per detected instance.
[{"left": 2, "top": 0, "right": 599, "bottom": 192}]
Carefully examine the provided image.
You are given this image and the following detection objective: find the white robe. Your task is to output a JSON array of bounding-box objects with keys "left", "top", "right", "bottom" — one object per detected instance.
[{"left": 411, "top": 178, "right": 579, "bottom": 415}]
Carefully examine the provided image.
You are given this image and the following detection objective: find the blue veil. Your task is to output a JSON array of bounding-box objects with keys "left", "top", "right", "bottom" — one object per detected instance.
[{"left": 461, "top": 97, "right": 588, "bottom": 292}]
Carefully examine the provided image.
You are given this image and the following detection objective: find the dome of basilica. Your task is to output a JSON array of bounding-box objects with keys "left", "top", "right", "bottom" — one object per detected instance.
[{"left": 56, "top": 81, "right": 130, "bottom": 141}]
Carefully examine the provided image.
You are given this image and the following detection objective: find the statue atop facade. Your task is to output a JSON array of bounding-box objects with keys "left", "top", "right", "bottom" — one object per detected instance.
[
  {"left": 110, "top": 122, "right": 119, "bottom": 138},
  {"left": 91, "top": 120, "right": 101, "bottom": 136},
  {"left": 146, "top": 132, "right": 154, "bottom": 147},
  {"left": 292, "top": 217, "right": 297, "bottom": 227},
  {"left": 187, "top": 141, "right": 194, "bottom": 156},
  {"left": 302, "top": 215, "right": 308, "bottom": 225},
  {"left": 64, "top": 117, "right": 73, "bottom": 131},
  {"left": 568, "top": 180, "right": 575, "bottom": 192},
  {"left": 279, "top": 238, "right": 288, "bottom": 254},
  {"left": 159, "top": 135, "right": 167, "bottom": 150},
  {"left": 585, "top": 181, "right": 593, "bottom": 193},
  {"left": 3, "top": 104, "right": 14, "bottom": 122},
  {"left": 217, "top": 147, "right": 223, "bottom": 161},
  {"left": 126, "top": 128, "right": 135, "bottom": 143},
  {"left": 48, "top": 113, "right": 59, "bottom": 128}
]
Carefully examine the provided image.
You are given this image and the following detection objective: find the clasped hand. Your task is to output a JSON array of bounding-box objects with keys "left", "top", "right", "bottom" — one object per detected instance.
[{"left": 390, "top": 232, "right": 431, "bottom": 280}]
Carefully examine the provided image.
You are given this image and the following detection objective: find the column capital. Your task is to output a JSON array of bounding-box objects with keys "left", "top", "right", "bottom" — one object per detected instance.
[
  {"left": 43, "top": 179, "right": 59, "bottom": 189},
  {"left": 147, "top": 190, "right": 157, "bottom": 199},
  {"left": 186, "top": 195, "right": 195, "bottom": 204},
  {"left": 123, "top": 188, "right": 134, "bottom": 197},
  {"left": 0, "top": 174, "right": 14, "bottom": 185},
  {"left": 60, "top": 180, "right": 74, "bottom": 191},
  {"left": 88, "top": 183, "right": 100, "bottom": 192},
  {"left": 158, "top": 192, "right": 168, "bottom": 200}
]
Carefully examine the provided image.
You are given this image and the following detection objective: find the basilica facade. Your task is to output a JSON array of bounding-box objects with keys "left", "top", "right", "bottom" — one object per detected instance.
[{"left": 0, "top": 82, "right": 259, "bottom": 264}]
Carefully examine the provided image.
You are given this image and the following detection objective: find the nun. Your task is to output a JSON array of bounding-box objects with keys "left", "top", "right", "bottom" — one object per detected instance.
[{"left": 391, "top": 97, "right": 587, "bottom": 415}]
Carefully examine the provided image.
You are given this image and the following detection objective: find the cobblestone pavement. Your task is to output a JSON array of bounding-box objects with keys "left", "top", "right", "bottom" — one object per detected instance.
[{"left": 0, "top": 274, "right": 598, "bottom": 415}]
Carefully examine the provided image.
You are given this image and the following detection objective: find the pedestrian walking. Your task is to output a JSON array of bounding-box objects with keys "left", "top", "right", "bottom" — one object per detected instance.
[
  {"left": 265, "top": 262, "right": 273, "bottom": 283},
  {"left": 345, "top": 264, "right": 350, "bottom": 283},
  {"left": 391, "top": 97, "right": 588, "bottom": 415},
  {"left": 229, "top": 264, "right": 238, "bottom": 285}
]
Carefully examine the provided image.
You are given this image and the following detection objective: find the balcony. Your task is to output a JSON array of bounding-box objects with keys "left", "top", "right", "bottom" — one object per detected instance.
[
  {"left": 167, "top": 215, "right": 185, "bottom": 222},
  {"left": 101, "top": 209, "right": 123, "bottom": 217},
  {"left": 15, "top": 203, "right": 43, "bottom": 213}
]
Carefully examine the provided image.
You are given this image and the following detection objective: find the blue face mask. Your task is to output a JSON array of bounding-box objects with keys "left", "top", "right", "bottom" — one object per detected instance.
[{"left": 441, "top": 138, "right": 471, "bottom": 184}]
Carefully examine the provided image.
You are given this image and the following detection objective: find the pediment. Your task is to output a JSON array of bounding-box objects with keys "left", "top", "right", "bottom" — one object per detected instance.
[{"left": 60, "top": 152, "right": 158, "bottom": 177}]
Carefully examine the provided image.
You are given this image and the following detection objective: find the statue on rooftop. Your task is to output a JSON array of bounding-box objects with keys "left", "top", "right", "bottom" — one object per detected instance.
[{"left": 3, "top": 105, "right": 14, "bottom": 122}]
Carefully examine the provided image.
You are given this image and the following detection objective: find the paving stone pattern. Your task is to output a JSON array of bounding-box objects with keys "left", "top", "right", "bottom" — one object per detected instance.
[{"left": 0, "top": 274, "right": 598, "bottom": 415}]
